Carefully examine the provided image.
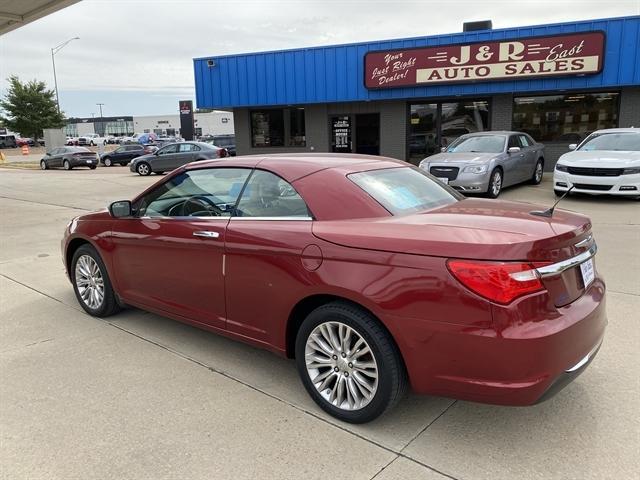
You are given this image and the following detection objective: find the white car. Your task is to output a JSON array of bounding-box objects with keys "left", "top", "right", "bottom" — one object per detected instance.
[
  {"left": 78, "top": 134, "right": 106, "bottom": 146},
  {"left": 553, "top": 128, "right": 640, "bottom": 198}
]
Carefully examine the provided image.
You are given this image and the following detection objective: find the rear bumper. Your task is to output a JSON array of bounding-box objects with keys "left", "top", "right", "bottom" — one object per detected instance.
[
  {"left": 70, "top": 158, "right": 98, "bottom": 167},
  {"left": 387, "top": 278, "right": 607, "bottom": 406}
]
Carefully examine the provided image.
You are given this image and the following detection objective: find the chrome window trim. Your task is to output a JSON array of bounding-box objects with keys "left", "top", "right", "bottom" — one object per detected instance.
[
  {"left": 231, "top": 216, "right": 313, "bottom": 221},
  {"left": 536, "top": 243, "right": 597, "bottom": 278}
]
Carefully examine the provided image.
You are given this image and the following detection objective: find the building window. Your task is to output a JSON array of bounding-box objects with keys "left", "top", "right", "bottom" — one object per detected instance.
[
  {"left": 408, "top": 100, "right": 489, "bottom": 164},
  {"left": 251, "top": 108, "right": 306, "bottom": 148},
  {"left": 512, "top": 92, "right": 619, "bottom": 143}
]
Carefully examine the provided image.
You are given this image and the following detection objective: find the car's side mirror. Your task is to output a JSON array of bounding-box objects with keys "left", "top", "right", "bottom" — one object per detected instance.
[
  {"left": 440, "top": 146, "right": 447, "bottom": 153},
  {"left": 507, "top": 146, "right": 521, "bottom": 154},
  {"left": 45, "top": 152, "right": 51, "bottom": 156},
  {"left": 109, "top": 200, "right": 132, "bottom": 218},
  {"left": 568, "top": 143, "right": 577, "bottom": 151}
]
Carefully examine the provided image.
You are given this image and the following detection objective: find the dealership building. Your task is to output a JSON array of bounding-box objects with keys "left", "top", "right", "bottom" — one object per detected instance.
[{"left": 193, "top": 15, "right": 640, "bottom": 168}]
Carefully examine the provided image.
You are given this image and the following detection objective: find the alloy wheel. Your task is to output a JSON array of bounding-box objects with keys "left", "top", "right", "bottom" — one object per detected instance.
[
  {"left": 137, "top": 163, "right": 150, "bottom": 175},
  {"left": 491, "top": 171, "right": 502, "bottom": 197},
  {"left": 535, "top": 162, "right": 543, "bottom": 183},
  {"left": 305, "top": 321, "right": 379, "bottom": 411},
  {"left": 104, "top": 157, "right": 112, "bottom": 167},
  {"left": 74, "top": 254, "right": 105, "bottom": 310},
  {"left": 40, "top": 160, "right": 47, "bottom": 170}
]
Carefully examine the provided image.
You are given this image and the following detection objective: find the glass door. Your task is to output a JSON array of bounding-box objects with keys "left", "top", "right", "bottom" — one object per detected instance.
[
  {"left": 408, "top": 104, "right": 438, "bottom": 165},
  {"left": 331, "top": 115, "right": 352, "bottom": 153}
]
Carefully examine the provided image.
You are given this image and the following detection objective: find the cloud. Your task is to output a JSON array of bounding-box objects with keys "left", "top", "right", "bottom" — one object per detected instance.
[{"left": 1, "top": 0, "right": 638, "bottom": 116}]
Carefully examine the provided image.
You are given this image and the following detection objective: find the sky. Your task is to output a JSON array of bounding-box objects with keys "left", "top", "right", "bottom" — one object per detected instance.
[{"left": 1, "top": 0, "right": 639, "bottom": 118}]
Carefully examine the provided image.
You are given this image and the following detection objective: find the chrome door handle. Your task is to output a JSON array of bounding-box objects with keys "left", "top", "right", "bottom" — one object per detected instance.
[{"left": 193, "top": 231, "right": 220, "bottom": 239}]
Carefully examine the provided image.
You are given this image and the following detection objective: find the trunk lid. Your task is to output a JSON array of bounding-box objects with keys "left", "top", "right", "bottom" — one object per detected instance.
[{"left": 312, "top": 198, "right": 594, "bottom": 306}]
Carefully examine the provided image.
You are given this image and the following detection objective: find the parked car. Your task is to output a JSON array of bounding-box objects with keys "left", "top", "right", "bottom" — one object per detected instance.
[
  {"left": 78, "top": 134, "right": 106, "bottom": 146},
  {"left": 40, "top": 146, "right": 98, "bottom": 170},
  {"left": 16, "top": 137, "right": 36, "bottom": 147},
  {"left": 63, "top": 153, "right": 605, "bottom": 423},
  {"left": 554, "top": 128, "right": 640, "bottom": 198},
  {"left": 100, "top": 144, "right": 156, "bottom": 167},
  {"left": 204, "top": 134, "right": 236, "bottom": 156},
  {"left": 419, "top": 131, "right": 545, "bottom": 198},
  {"left": 0, "top": 134, "right": 17, "bottom": 148},
  {"left": 129, "top": 141, "right": 227, "bottom": 176}
]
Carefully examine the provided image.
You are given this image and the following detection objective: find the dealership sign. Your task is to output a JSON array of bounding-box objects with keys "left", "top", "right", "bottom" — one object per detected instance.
[{"left": 364, "top": 32, "right": 604, "bottom": 89}]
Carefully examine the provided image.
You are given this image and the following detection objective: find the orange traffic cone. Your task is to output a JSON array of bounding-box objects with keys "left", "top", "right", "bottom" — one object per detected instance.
[{"left": 21, "top": 144, "right": 29, "bottom": 155}]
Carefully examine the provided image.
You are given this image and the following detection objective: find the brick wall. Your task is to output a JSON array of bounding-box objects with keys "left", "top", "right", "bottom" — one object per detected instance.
[
  {"left": 490, "top": 94, "right": 513, "bottom": 131},
  {"left": 619, "top": 87, "right": 640, "bottom": 128}
]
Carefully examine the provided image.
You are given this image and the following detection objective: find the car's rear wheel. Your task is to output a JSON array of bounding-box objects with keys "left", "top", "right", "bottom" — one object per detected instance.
[
  {"left": 71, "top": 244, "right": 120, "bottom": 317},
  {"left": 486, "top": 168, "right": 502, "bottom": 198},
  {"left": 530, "top": 159, "right": 544, "bottom": 185},
  {"left": 295, "top": 301, "right": 407, "bottom": 423},
  {"left": 40, "top": 160, "right": 48, "bottom": 170},
  {"left": 136, "top": 162, "right": 151, "bottom": 176},
  {"left": 103, "top": 157, "right": 112, "bottom": 167},
  {"left": 63, "top": 160, "right": 72, "bottom": 170}
]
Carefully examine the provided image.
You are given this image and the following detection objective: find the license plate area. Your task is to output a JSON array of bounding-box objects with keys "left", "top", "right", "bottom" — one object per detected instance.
[
  {"left": 580, "top": 258, "right": 595, "bottom": 288},
  {"left": 436, "top": 177, "right": 449, "bottom": 185}
]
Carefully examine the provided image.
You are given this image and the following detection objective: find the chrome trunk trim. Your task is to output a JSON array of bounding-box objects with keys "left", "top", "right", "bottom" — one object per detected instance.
[{"left": 536, "top": 243, "right": 597, "bottom": 278}]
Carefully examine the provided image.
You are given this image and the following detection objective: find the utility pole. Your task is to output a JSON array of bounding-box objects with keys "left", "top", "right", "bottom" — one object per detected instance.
[{"left": 51, "top": 37, "right": 80, "bottom": 115}]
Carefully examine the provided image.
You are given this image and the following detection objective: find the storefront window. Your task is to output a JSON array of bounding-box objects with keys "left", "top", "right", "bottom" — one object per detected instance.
[
  {"left": 512, "top": 92, "right": 619, "bottom": 143},
  {"left": 409, "top": 100, "right": 489, "bottom": 164},
  {"left": 251, "top": 108, "right": 306, "bottom": 147}
]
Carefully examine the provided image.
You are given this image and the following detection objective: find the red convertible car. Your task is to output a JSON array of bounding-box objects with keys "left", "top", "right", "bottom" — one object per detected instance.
[{"left": 62, "top": 154, "right": 606, "bottom": 423}]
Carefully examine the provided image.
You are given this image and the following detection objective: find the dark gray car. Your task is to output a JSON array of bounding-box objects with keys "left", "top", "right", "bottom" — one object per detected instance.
[
  {"left": 129, "top": 141, "right": 227, "bottom": 176},
  {"left": 419, "top": 131, "right": 545, "bottom": 198},
  {"left": 40, "top": 147, "right": 99, "bottom": 170}
]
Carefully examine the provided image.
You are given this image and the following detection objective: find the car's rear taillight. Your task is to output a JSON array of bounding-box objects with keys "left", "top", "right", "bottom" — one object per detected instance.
[{"left": 447, "top": 260, "right": 547, "bottom": 304}]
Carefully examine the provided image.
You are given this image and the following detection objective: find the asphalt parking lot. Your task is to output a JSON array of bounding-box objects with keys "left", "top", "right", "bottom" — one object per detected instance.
[{"left": 0, "top": 166, "right": 638, "bottom": 480}]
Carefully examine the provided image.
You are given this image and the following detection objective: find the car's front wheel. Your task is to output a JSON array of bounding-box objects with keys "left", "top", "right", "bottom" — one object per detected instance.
[
  {"left": 40, "top": 160, "right": 48, "bottom": 170},
  {"left": 71, "top": 244, "right": 120, "bottom": 317},
  {"left": 486, "top": 168, "right": 503, "bottom": 198},
  {"left": 63, "top": 159, "right": 72, "bottom": 170},
  {"left": 103, "top": 157, "right": 112, "bottom": 167},
  {"left": 136, "top": 162, "right": 151, "bottom": 176},
  {"left": 295, "top": 302, "right": 407, "bottom": 423}
]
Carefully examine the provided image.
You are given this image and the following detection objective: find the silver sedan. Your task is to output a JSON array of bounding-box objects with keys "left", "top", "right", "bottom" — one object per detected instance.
[{"left": 419, "top": 131, "right": 545, "bottom": 198}]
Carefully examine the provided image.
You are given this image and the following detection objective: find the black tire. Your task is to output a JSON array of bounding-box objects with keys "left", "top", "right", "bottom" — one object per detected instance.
[
  {"left": 136, "top": 162, "right": 151, "bottom": 176},
  {"left": 103, "top": 157, "right": 112, "bottom": 167},
  {"left": 554, "top": 189, "right": 565, "bottom": 197},
  {"left": 530, "top": 159, "right": 544, "bottom": 185},
  {"left": 40, "top": 160, "right": 48, "bottom": 170},
  {"left": 89, "top": 166, "right": 96, "bottom": 170},
  {"left": 70, "top": 244, "right": 121, "bottom": 317},
  {"left": 119, "top": 162, "right": 128, "bottom": 167},
  {"left": 154, "top": 171, "right": 165, "bottom": 175},
  {"left": 486, "top": 168, "right": 503, "bottom": 198},
  {"left": 63, "top": 159, "right": 72, "bottom": 170},
  {"left": 295, "top": 301, "right": 407, "bottom": 424}
]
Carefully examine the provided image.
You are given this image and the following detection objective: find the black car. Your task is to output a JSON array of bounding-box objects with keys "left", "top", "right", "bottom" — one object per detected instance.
[
  {"left": 201, "top": 134, "right": 236, "bottom": 156},
  {"left": 40, "top": 147, "right": 98, "bottom": 170},
  {"left": 100, "top": 144, "right": 157, "bottom": 167}
]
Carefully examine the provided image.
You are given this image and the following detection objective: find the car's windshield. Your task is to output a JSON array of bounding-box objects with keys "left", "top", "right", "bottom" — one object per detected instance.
[
  {"left": 578, "top": 132, "right": 640, "bottom": 152},
  {"left": 348, "top": 167, "right": 460, "bottom": 216},
  {"left": 446, "top": 135, "right": 505, "bottom": 154}
]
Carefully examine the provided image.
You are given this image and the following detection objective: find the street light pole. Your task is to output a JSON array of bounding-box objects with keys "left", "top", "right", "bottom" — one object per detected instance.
[
  {"left": 51, "top": 37, "right": 80, "bottom": 115},
  {"left": 96, "top": 103, "right": 105, "bottom": 136}
]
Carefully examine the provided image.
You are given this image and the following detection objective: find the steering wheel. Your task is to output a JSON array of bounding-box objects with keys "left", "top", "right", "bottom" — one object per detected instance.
[{"left": 168, "top": 195, "right": 223, "bottom": 217}]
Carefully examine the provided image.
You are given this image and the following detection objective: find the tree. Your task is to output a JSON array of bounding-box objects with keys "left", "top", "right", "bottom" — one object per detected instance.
[{"left": 0, "top": 76, "right": 65, "bottom": 139}]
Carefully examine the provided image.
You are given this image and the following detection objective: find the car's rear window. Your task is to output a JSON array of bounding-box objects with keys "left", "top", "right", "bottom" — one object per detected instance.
[{"left": 348, "top": 167, "right": 460, "bottom": 215}]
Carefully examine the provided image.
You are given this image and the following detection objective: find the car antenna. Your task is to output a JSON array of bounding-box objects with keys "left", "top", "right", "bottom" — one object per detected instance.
[{"left": 530, "top": 186, "right": 575, "bottom": 218}]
